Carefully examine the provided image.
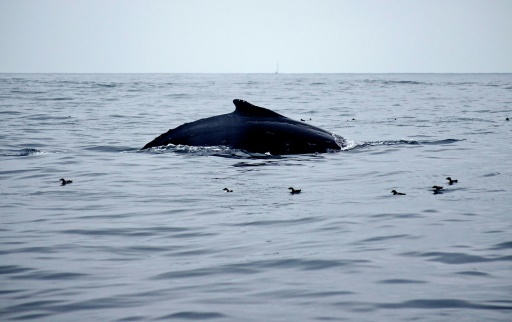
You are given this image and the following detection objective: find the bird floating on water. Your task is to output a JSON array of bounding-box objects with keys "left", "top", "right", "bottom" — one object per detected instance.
[
  {"left": 288, "top": 187, "right": 301, "bottom": 194},
  {"left": 60, "top": 178, "right": 73, "bottom": 185},
  {"left": 223, "top": 188, "right": 233, "bottom": 192},
  {"left": 446, "top": 177, "right": 458, "bottom": 185},
  {"left": 391, "top": 190, "right": 406, "bottom": 195},
  {"left": 432, "top": 185, "right": 444, "bottom": 194}
]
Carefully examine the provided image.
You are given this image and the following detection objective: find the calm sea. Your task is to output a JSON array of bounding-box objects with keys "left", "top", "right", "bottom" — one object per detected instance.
[{"left": 1, "top": 73, "right": 511, "bottom": 321}]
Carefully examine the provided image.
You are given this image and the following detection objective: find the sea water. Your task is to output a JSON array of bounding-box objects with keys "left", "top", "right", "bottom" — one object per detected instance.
[{"left": 1, "top": 73, "right": 511, "bottom": 321}]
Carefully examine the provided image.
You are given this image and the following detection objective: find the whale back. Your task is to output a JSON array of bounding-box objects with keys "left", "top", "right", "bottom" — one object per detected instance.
[{"left": 142, "top": 99, "right": 343, "bottom": 154}]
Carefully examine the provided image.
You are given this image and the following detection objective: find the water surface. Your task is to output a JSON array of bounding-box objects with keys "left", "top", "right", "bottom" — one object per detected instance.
[{"left": 1, "top": 73, "right": 511, "bottom": 321}]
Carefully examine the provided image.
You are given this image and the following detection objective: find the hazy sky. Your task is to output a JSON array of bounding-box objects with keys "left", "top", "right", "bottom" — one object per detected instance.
[{"left": 1, "top": 0, "right": 511, "bottom": 73}]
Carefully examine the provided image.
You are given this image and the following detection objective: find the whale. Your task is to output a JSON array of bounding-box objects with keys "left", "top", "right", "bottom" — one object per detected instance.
[{"left": 142, "top": 99, "right": 345, "bottom": 155}]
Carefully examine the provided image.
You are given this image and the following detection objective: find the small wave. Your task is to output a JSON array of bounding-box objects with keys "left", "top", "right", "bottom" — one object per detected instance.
[
  {"left": 362, "top": 79, "right": 429, "bottom": 86},
  {"left": 140, "top": 144, "right": 323, "bottom": 159},
  {"left": 10, "top": 270, "right": 88, "bottom": 281},
  {"left": 345, "top": 139, "right": 419, "bottom": 150},
  {"left": 96, "top": 83, "right": 118, "bottom": 88},
  {"left": 376, "top": 299, "right": 512, "bottom": 310},
  {"left": 155, "top": 311, "right": 227, "bottom": 320},
  {"left": 385, "top": 80, "right": 426, "bottom": 85},
  {"left": 346, "top": 139, "right": 463, "bottom": 150},
  {"left": 443, "top": 81, "right": 477, "bottom": 86},
  {"left": 0, "top": 265, "right": 33, "bottom": 275},
  {"left": 401, "top": 251, "right": 512, "bottom": 264},
  {"left": 378, "top": 279, "right": 426, "bottom": 284},
  {"left": 152, "top": 258, "right": 371, "bottom": 280},
  {"left": 229, "top": 216, "right": 319, "bottom": 227},
  {"left": 333, "top": 299, "right": 512, "bottom": 312},
  {"left": 0, "top": 110, "right": 22, "bottom": 115},
  {"left": 141, "top": 144, "right": 250, "bottom": 158},
  {"left": 490, "top": 241, "right": 512, "bottom": 250},
  {"left": 164, "top": 93, "right": 190, "bottom": 98},
  {"left": 232, "top": 160, "right": 282, "bottom": 167},
  {"left": 0, "top": 148, "right": 47, "bottom": 157},
  {"left": 143, "top": 144, "right": 347, "bottom": 159},
  {"left": 10, "top": 90, "right": 46, "bottom": 94},
  {"left": 419, "top": 138, "right": 464, "bottom": 145},
  {"left": 36, "top": 97, "right": 75, "bottom": 101},
  {"left": 85, "top": 146, "right": 136, "bottom": 153},
  {"left": 340, "top": 139, "right": 359, "bottom": 151}
]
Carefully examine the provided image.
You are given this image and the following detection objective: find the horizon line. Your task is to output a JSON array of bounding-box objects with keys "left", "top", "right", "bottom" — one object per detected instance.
[{"left": 1, "top": 72, "right": 511, "bottom": 75}]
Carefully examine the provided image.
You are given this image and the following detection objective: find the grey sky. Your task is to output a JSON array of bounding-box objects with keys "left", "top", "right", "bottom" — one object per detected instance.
[{"left": 1, "top": 0, "right": 511, "bottom": 73}]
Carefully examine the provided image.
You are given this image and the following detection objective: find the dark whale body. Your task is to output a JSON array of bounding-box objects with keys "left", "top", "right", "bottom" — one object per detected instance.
[{"left": 142, "top": 99, "right": 344, "bottom": 155}]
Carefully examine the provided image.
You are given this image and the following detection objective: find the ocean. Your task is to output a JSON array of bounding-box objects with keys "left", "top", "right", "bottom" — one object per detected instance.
[{"left": 1, "top": 73, "right": 511, "bottom": 321}]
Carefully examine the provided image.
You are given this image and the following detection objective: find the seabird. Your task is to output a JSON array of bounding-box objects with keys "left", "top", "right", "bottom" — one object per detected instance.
[
  {"left": 288, "top": 187, "right": 302, "bottom": 194},
  {"left": 446, "top": 177, "right": 458, "bottom": 185},
  {"left": 60, "top": 178, "right": 73, "bottom": 185}
]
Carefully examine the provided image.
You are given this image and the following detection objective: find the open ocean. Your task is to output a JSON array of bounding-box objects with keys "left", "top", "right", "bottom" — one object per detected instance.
[{"left": 1, "top": 73, "right": 511, "bottom": 321}]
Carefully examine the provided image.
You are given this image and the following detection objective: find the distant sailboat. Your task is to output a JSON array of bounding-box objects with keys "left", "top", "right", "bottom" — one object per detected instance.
[{"left": 275, "top": 61, "right": 279, "bottom": 74}]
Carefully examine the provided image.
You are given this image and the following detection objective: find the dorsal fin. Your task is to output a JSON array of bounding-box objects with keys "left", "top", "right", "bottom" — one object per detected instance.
[{"left": 233, "top": 99, "right": 284, "bottom": 118}]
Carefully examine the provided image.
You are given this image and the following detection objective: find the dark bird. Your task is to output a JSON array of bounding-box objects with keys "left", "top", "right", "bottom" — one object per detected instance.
[
  {"left": 391, "top": 190, "right": 406, "bottom": 195},
  {"left": 506, "top": 117, "right": 509, "bottom": 121},
  {"left": 288, "top": 187, "right": 301, "bottom": 194},
  {"left": 432, "top": 185, "right": 444, "bottom": 195},
  {"left": 60, "top": 178, "right": 73, "bottom": 185},
  {"left": 223, "top": 188, "right": 233, "bottom": 192},
  {"left": 446, "top": 177, "right": 458, "bottom": 185}
]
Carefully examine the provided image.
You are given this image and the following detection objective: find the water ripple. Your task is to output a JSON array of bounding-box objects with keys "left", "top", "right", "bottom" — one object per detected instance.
[
  {"left": 402, "top": 251, "right": 512, "bottom": 264},
  {"left": 153, "top": 258, "right": 371, "bottom": 280},
  {"left": 155, "top": 311, "right": 227, "bottom": 320}
]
